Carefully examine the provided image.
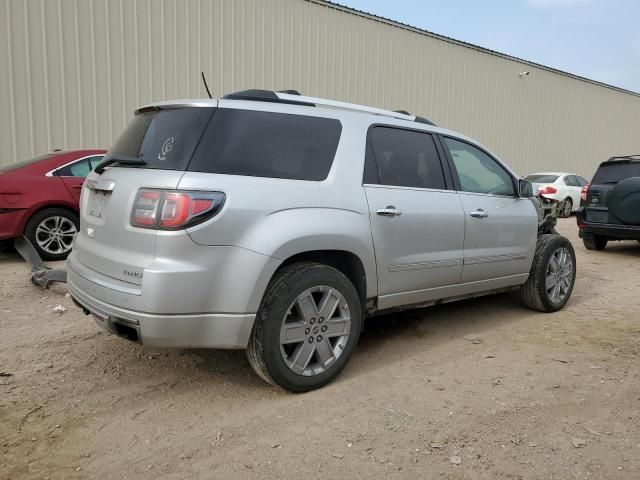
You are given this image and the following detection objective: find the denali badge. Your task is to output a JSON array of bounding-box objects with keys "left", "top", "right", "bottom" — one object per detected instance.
[{"left": 123, "top": 270, "right": 143, "bottom": 279}]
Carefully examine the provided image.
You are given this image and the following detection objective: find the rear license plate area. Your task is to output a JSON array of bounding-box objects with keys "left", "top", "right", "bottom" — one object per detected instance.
[
  {"left": 88, "top": 191, "right": 109, "bottom": 220},
  {"left": 587, "top": 210, "right": 608, "bottom": 223}
]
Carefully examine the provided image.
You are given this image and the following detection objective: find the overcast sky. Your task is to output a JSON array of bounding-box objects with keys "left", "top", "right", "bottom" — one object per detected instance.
[{"left": 337, "top": 0, "right": 640, "bottom": 93}]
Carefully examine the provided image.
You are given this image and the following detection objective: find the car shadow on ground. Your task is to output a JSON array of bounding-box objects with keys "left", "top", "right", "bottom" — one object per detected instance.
[
  {"left": 592, "top": 241, "right": 640, "bottom": 257},
  {"left": 189, "top": 292, "right": 528, "bottom": 391}
]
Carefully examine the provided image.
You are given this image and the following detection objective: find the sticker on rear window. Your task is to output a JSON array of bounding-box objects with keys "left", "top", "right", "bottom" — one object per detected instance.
[{"left": 158, "top": 136, "right": 174, "bottom": 162}]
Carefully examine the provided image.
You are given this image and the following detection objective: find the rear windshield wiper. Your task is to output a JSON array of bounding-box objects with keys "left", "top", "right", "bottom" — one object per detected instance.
[{"left": 94, "top": 156, "right": 146, "bottom": 174}]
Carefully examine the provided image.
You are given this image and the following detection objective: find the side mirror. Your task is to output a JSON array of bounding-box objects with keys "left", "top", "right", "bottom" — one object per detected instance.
[{"left": 518, "top": 179, "right": 534, "bottom": 198}]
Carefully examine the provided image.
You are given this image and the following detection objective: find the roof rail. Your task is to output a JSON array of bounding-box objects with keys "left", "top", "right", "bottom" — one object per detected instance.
[
  {"left": 276, "top": 92, "right": 419, "bottom": 122},
  {"left": 222, "top": 89, "right": 436, "bottom": 125},
  {"left": 606, "top": 154, "right": 640, "bottom": 162}
]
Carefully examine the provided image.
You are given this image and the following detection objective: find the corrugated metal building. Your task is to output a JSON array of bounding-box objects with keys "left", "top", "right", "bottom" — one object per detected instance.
[{"left": 1, "top": 0, "right": 639, "bottom": 176}]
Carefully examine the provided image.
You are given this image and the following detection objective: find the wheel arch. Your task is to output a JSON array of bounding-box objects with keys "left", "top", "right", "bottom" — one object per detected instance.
[
  {"left": 21, "top": 203, "right": 79, "bottom": 234},
  {"left": 274, "top": 250, "right": 369, "bottom": 313}
]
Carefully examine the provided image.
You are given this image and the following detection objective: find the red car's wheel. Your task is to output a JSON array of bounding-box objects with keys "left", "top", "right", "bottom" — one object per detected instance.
[{"left": 24, "top": 208, "right": 79, "bottom": 261}]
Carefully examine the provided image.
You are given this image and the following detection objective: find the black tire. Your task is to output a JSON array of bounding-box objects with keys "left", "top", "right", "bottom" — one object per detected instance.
[
  {"left": 246, "top": 262, "right": 362, "bottom": 392},
  {"left": 24, "top": 208, "right": 79, "bottom": 261},
  {"left": 583, "top": 235, "right": 607, "bottom": 251},
  {"left": 558, "top": 198, "right": 573, "bottom": 218},
  {"left": 520, "top": 234, "right": 576, "bottom": 312}
]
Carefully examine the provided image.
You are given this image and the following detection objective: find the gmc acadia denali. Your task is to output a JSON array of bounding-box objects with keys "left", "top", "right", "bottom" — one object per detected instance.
[{"left": 68, "top": 90, "right": 576, "bottom": 391}]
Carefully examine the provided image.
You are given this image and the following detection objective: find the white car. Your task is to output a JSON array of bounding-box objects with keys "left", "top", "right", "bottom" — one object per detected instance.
[{"left": 524, "top": 172, "right": 589, "bottom": 217}]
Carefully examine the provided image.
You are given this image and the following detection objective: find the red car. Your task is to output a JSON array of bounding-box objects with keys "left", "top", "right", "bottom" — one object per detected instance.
[{"left": 0, "top": 150, "right": 106, "bottom": 260}]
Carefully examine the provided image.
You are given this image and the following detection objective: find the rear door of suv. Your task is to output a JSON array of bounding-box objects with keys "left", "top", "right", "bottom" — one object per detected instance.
[
  {"left": 440, "top": 136, "right": 537, "bottom": 284},
  {"left": 363, "top": 125, "right": 465, "bottom": 309},
  {"left": 583, "top": 159, "right": 640, "bottom": 225}
]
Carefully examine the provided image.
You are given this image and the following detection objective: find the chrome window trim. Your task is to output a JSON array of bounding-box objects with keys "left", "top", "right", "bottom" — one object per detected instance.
[{"left": 362, "top": 183, "right": 457, "bottom": 195}]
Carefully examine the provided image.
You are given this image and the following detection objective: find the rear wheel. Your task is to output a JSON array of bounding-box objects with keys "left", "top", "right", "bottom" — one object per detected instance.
[
  {"left": 24, "top": 208, "right": 79, "bottom": 261},
  {"left": 558, "top": 198, "right": 573, "bottom": 218},
  {"left": 583, "top": 235, "right": 607, "bottom": 251},
  {"left": 246, "top": 262, "right": 362, "bottom": 392},
  {"left": 520, "top": 234, "right": 576, "bottom": 312}
]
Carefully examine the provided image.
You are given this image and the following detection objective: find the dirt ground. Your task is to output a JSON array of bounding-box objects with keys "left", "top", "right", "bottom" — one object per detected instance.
[{"left": 1, "top": 218, "right": 639, "bottom": 479}]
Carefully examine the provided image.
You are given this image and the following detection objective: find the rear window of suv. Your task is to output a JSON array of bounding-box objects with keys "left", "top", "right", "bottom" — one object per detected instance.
[
  {"left": 592, "top": 162, "right": 640, "bottom": 184},
  {"left": 189, "top": 109, "right": 342, "bottom": 181},
  {"left": 104, "top": 108, "right": 214, "bottom": 171},
  {"left": 104, "top": 108, "right": 342, "bottom": 181}
]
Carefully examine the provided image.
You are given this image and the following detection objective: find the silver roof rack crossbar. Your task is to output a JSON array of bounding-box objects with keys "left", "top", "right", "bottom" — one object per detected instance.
[{"left": 275, "top": 92, "right": 417, "bottom": 122}]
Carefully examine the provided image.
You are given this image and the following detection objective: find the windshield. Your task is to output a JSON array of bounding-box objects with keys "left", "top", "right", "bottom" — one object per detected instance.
[
  {"left": 525, "top": 174, "right": 559, "bottom": 183},
  {"left": 0, "top": 154, "right": 52, "bottom": 173},
  {"left": 592, "top": 162, "right": 640, "bottom": 184},
  {"left": 104, "top": 108, "right": 214, "bottom": 170}
]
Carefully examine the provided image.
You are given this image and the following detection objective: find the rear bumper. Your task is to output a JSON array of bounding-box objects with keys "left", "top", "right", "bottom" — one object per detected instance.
[
  {"left": 68, "top": 271, "right": 256, "bottom": 349},
  {"left": 66, "top": 242, "right": 280, "bottom": 349},
  {"left": 577, "top": 209, "right": 640, "bottom": 240},
  {"left": 0, "top": 209, "right": 30, "bottom": 240}
]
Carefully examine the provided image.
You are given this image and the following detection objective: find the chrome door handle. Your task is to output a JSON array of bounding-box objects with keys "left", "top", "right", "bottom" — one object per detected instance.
[
  {"left": 469, "top": 209, "right": 488, "bottom": 218},
  {"left": 376, "top": 206, "right": 402, "bottom": 217}
]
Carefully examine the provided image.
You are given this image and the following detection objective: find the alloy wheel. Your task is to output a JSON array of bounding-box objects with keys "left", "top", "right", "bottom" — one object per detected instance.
[
  {"left": 545, "top": 247, "right": 573, "bottom": 303},
  {"left": 279, "top": 285, "right": 351, "bottom": 376},
  {"left": 35, "top": 216, "right": 77, "bottom": 255}
]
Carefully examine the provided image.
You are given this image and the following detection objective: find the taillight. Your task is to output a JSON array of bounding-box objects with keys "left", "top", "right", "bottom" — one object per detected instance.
[
  {"left": 538, "top": 186, "right": 557, "bottom": 195},
  {"left": 580, "top": 183, "right": 590, "bottom": 201},
  {"left": 132, "top": 191, "right": 161, "bottom": 226},
  {"left": 131, "top": 189, "right": 225, "bottom": 229}
]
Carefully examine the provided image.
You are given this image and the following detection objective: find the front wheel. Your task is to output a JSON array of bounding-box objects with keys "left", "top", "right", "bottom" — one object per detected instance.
[
  {"left": 246, "top": 262, "right": 362, "bottom": 392},
  {"left": 520, "top": 234, "right": 576, "bottom": 312}
]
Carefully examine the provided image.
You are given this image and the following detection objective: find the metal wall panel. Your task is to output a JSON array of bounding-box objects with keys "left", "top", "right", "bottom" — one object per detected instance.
[{"left": 1, "top": 0, "right": 639, "bottom": 177}]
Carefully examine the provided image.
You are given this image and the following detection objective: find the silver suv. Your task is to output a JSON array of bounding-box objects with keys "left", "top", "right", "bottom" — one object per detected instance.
[{"left": 68, "top": 90, "right": 576, "bottom": 391}]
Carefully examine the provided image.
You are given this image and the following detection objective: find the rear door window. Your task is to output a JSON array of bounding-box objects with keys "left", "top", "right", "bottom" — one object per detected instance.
[
  {"left": 365, "top": 127, "right": 446, "bottom": 189},
  {"left": 188, "top": 109, "right": 342, "bottom": 181},
  {"left": 575, "top": 176, "right": 588, "bottom": 187},
  {"left": 57, "top": 155, "right": 104, "bottom": 177},
  {"left": 592, "top": 162, "right": 640, "bottom": 184}
]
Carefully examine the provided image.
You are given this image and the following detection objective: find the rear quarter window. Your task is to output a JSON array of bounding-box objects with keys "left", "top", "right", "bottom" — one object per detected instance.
[{"left": 188, "top": 109, "right": 342, "bottom": 181}]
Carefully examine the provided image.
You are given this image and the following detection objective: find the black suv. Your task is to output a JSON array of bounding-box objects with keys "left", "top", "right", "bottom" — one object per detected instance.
[{"left": 577, "top": 155, "right": 640, "bottom": 250}]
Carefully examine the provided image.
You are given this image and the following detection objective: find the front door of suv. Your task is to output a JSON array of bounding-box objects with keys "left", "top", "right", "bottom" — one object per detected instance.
[
  {"left": 440, "top": 136, "right": 537, "bottom": 284},
  {"left": 364, "top": 126, "right": 465, "bottom": 309}
]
